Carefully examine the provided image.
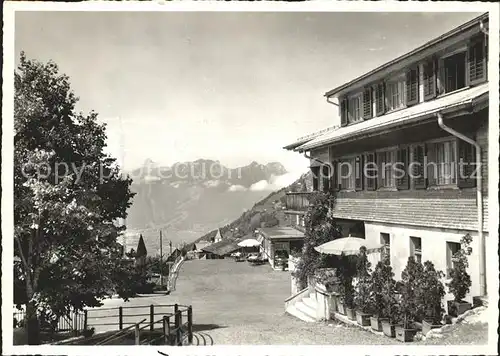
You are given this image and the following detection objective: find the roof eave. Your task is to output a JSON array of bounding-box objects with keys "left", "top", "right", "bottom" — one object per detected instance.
[{"left": 324, "top": 13, "right": 488, "bottom": 98}]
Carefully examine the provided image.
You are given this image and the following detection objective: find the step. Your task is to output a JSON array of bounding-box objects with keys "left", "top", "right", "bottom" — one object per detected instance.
[
  {"left": 302, "top": 297, "right": 317, "bottom": 310},
  {"left": 286, "top": 305, "right": 316, "bottom": 323},
  {"left": 295, "top": 300, "right": 317, "bottom": 319}
]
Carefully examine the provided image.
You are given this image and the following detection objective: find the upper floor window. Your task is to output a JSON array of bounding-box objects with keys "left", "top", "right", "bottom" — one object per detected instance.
[
  {"left": 441, "top": 52, "right": 466, "bottom": 93},
  {"left": 428, "top": 140, "right": 457, "bottom": 186},
  {"left": 348, "top": 94, "right": 363, "bottom": 123},
  {"left": 374, "top": 83, "right": 385, "bottom": 116},
  {"left": 377, "top": 150, "right": 396, "bottom": 188},
  {"left": 386, "top": 74, "right": 406, "bottom": 111},
  {"left": 468, "top": 35, "right": 487, "bottom": 85},
  {"left": 339, "top": 158, "right": 355, "bottom": 190},
  {"left": 423, "top": 59, "right": 437, "bottom": 100},
  {"left": 405, "top": 66, "right": 419, "bottom": 106}
]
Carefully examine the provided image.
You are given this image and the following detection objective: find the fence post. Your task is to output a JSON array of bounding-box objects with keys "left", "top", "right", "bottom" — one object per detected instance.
[
  {"left": 119, "top": 307, "right": 123, "bottom": 330},
  {"left": 84, "top": 310, "right": 88, "bottom": 331},
  {"left": 162, "top": 316, "right": 170, "bottom": 345},
  {"left": 187, "top": 306, "right": 193, "bottom": 345},
  {"left": 73, "top": 312, "right": 78, "bottom": 336},
  {"left": 135, "top": 323, "right": 140, "bottom": 345},
  {"left": 150, "top": 305, "right": 154, "bottom": 331},
  {"left": 174, "top": 303, "right": 178, "bottom": 315},
  {"left": 175, "top": 311, "right": 181, "bottom": 346}
]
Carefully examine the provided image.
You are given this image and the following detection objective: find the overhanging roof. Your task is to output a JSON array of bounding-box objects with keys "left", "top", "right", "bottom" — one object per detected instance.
[
  {"left": 283, "top": 126, "right": 339, "bottom": 151},
  {"left": 258, "top": 226, "right": 305, "bottom": 241},
  {"left": 296, "top": 83, "right": 488, "bottom": 152},
  {"left": 324, "top": 13, "right": 488, "bottom": 98}
]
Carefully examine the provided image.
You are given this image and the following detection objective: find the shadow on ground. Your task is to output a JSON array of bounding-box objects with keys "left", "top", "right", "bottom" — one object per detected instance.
[{"left": 192, "top": 324, "right": 227, "bottom": 332}]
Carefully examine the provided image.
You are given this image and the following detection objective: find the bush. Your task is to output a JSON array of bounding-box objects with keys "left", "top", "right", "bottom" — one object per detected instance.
[
  {"left": 447, "top": 234, "right": 472, "bottom": 302},
  {"left": 420, "top": 261, "right": 445, "bottom": 324},
  {"left": 377, "top": 256, "right": 399, "bottom": 323},
  {"left": 399, "top": 256, "right": 424, "bottom": 328},
  {"left": 354, "top": 247, "right": 373, "bottom": 313}
]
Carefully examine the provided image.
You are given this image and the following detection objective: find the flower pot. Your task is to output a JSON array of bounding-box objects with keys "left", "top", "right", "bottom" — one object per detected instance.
[
  {"left": 395, "top": 325, "right": 417, "bottom": 342},
  {"left": 381, "top": 320, "right": 396, "bottom": 338},
  {"left": 370, "top": 316, "right": 387, "bottom": 332},
  {"left": 337, "top": 302, "right": 346, "bottom": 315},
  {"left": 422, "top": 319, "right": 442, "bottom": 335},
  {"left": 345, "top": 307, "right": 356, "bottom": 321},
  {"left": 448, "top": 300, "right": 472, "bottom": 317},
  {"left": 355, "top": 311, "right": 372, "bottom": 326}
]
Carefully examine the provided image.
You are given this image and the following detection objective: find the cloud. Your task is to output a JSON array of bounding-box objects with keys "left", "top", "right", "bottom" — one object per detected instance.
[
  {"left": 228, "top": 184, "right": 247, "bottom": 192},
  {"left": 248, "top": 172, "right": 302, "bottom": 192},
  {"left": 368, "top": 47, "right": 384, "bottom": 52}
]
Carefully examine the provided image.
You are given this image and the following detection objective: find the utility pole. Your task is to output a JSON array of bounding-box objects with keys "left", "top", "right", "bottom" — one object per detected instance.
[{"left": 159, "top": 230, "right": 163, "bottom": 287}]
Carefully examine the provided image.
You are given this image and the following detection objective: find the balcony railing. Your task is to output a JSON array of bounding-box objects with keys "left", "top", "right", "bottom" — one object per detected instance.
[{"left": 285, "top": 192, "right": 311, "bottom": 212}]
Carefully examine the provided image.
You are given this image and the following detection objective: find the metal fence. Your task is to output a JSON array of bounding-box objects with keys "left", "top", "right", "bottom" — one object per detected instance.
[{"left": 13, "top": 309, "right": 86, "bottom": 332}]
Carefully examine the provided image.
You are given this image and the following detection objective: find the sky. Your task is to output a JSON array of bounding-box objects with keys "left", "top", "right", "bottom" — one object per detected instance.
[{"left": 15, "top": 11, "right": 481, "bottom": 174}]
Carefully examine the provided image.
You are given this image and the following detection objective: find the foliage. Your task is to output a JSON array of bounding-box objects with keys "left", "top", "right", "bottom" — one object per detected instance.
[
  {"left": 399, "top": 257, "right": 424, "bottom": 328},
  {"left": 375, "top": 255, "right": 399, "bottom": 322},
  {"left": 14, "top": 53, "right": 135, "bottom": 344},
  {"left": 420, "top": 261, "right": 445, "bottom": 324},
  {"left": 447, "top": 234, "right": 473, "bottom": 302},
  {"left": 354, "top": 247, "right": 373, "bottom": 313},
  {"left": 291, "top": 192, "right": 342, "bottom": 288}
]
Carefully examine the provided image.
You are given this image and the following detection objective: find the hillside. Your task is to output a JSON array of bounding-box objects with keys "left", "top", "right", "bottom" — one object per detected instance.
[{"left": 194, "top": 171, "right": 310, "bottom": 244}]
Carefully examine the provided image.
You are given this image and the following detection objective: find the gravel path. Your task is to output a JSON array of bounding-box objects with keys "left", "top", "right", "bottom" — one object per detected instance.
[{"left": 87, "top": 259, "right": 487, "bottom": 345}]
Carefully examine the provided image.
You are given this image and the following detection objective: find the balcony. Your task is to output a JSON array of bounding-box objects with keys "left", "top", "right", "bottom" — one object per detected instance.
[{"left": 285, "top": 192, "right": 311, "bottom": 212}]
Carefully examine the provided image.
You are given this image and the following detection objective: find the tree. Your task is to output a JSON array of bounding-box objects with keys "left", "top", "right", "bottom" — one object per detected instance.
[
  {"left": 292, "top": 192, "right": 342, "bottom": 288},
  {"left": 14, "top": 53, "right": 135, "bottom": 344}
]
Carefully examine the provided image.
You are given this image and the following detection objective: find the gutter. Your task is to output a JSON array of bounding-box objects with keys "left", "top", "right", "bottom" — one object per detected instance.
[{"left": 436, "top": 112, "right": 485, "bottom": 297}]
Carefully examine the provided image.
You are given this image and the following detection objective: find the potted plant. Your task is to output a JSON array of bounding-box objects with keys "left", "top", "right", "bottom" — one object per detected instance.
[
  {"left": 420, "top": 261, "right": 446, "bottom": 335},
  {"left": 446, "top": 234, "right": 473, "bottom": 317},
  {"left": 370, "top": 256, "right": 393, "bottom": 332},
  {"left": 394, "top": 257, "right": 422, "bottom": 342},
  {"left": 344, "top": 279, "right": 356, "bottom": 321},
  {"left": 354, "top": 247, "right": 373, "bottom": 326}
]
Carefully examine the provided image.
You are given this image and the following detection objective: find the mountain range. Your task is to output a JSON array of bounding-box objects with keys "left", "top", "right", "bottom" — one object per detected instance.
[{"left": 122, "top": 159, "right": 300, "bottom": 254}]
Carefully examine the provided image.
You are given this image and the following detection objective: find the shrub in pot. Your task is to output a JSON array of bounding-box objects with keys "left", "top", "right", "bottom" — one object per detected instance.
[
  {"left": 370, "top": 256, "right": 393, "bottom": 332},
  {"left": 420, "top": 261, "right": 446, "bottom": 335},
  {"left": 354, "top": 247, "right": 373, "bottom": 326},
  {"left": 446, "top": 234, "right": 473, "bottom": 317},
  {"left": 394, "top": 257, "right": 423, "bottom": 342},
  {"left": 336, "top": 254, "right": 356, "bottom": 316}
]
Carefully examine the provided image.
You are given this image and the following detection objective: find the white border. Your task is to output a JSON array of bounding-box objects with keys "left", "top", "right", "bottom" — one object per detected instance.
[{"left": 2, "top": 2, "right": 499, "bottom": 356}]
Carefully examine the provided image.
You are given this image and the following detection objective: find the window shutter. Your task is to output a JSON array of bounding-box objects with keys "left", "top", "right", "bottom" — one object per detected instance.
[
  {"left": 322, "top": 165, "right": 331, "bottom": 192},
  {"left": 383, "top": 82, "right": 390, "bottom": 111},
  {"left": 412, "top": 144, "right": 427, "bottom": 189},
  {"left": 340, "top": 98, "right": 348, "bottom": 127},
  {"left": 355, "top": 155, "right": 364, "bottom": 191},
  {"left": 375, "top": 83, "right": 385, "bottom": 116},
  {"left": 331, "top": 161, "right": 339, "bottom": 191},
  {"left": 396, "top": 147, "right": 409, "bottom": 190},
  {"left": 436, "top": 58, "right": 446, "bottom": 95},
  {"left": 311, "top": 167, "right": 320, "bottom": 191},
  {"left": 405, "top": 67, "right": 419, "bottom": 106},
  {"left": 457, "top": 140, "right": 476, "bottom": 188},
  {"left": 468, "top": 36, "right": 487, "bottom": 86},
  {"left": 366, "top": 153, "right": 377, "bottom": 191},
  {"left": 362, "top": 88, "right": 373, "bottom": 119},
  {"left": 426, "top": 143, "right": 437, "bottom": 187},
  {"left": 423, "top": 60, "right": 437, "bottom": 100}
]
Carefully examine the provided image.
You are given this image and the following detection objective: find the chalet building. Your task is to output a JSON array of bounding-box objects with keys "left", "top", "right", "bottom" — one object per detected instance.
[{"left": 284, "top": 14, "right": 490, "bottom": 304}]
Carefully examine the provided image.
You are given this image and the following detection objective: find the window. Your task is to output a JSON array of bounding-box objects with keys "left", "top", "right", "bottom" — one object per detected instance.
[
  {"left": 396, "top": 147, "right": 410, "bottom": 190},
  {"left": 411, "top": 144, "right": 427, "bottom": 189},
  {"left": 365, "top": 152, "right": 377, "bottom": 191},
  {"left": 442, "top": 52, "right": 466, "bottom": 93},
  {"left": 339, "top": 159, "right": 355, "bottom": 190},
  {"left": 340, "top": 98, "right": 348, "bottom": 127},
  {"left": 410, "top": 237, "right": 422, "bottom": 264},
  {"left": 378, "top": 150, "right": 396, "bottom": 188},
  {"left": 423, "top": 59, "right": 436, "bottom": 100},
  {"left": 380, "top": 233, "right": 391, "bottom": 264},
  {"left": 446, "top": 242, "right": 461, "bottom": 277},
  {"left": 386, "top": 75, "right": 406, "bottom": 111},
  {"left": 348, "top": 94, "right": 363, "bottom": 123},
  {"left": 429, "top": 140, "right": 457, "bottom": 186}
]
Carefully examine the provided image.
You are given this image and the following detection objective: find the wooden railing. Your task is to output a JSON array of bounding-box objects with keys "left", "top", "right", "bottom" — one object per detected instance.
[
  {"left": 285, "top": 192, "right": 311, "bottom": 212},
  {"left": 86, "top": 304, "right": 193, "bottom": 345}
]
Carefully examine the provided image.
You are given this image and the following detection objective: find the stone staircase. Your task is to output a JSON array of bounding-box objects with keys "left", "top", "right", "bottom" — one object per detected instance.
[{"left": 285, "top": 294, "right": 318, "bottom": 323}]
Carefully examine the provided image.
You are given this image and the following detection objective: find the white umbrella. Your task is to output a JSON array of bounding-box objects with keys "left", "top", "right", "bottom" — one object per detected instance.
[
  {"left": 314, "top": 236, "right": 383, "bottom": 255},
  {"left": 237, "top": 239, "right": 261, "bottom": 248}
]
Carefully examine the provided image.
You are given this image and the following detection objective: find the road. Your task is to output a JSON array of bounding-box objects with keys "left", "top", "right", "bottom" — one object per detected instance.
[{"left": 86, "top": 259, "right": 487, "bottom": 345}]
